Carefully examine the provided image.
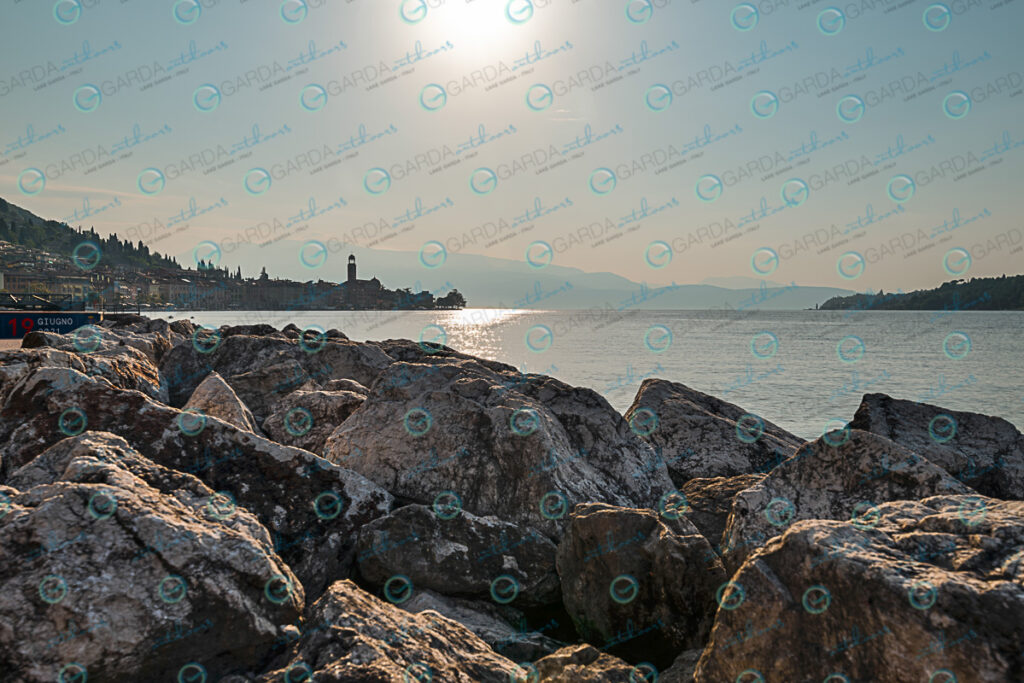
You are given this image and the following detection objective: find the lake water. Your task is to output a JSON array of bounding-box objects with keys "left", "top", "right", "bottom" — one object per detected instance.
[{"left": 162, "top": 309, "right": 1024, "bottom": 440}]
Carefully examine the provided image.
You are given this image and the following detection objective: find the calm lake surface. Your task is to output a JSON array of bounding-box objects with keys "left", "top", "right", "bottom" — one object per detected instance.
[{"left": 161, "top": 309, "right": 1024, "bottom": 440}]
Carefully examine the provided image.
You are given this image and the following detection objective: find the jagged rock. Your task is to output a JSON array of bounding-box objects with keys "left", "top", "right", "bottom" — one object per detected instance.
[
  {"left": 681, "top": 474, "right": 764, "bottom": 550},
  {"left": 323, "top": 359, "right": 674, "bottom": 535},
  {"left": 222, "top": 323, "right": 280, "bottom": 337},
  {"left": 850, "top": 392, "right": 1024, "bottom": 499},
  {"left": 695, "top": 496, "right": 1024, "bottom": 682},
  {"left": 556, "top": 503, "right": 725, "bottom": 667},
  {"left": 0, "top": 367, "right": 393, "bottom": 598},
  {"left": 355, "top": 503, "right": 560, "bottom": 607},
  {"left": 322, "top": 378, "right": 369, "bottom": 395},
  {"left": 262, "top": 389, "right": 366, "bottom": 454},
  {"left": 258, "top": 580, "right": 520, "bottom": 682},
  {"left": 661, "top": 649, "right": 700, "bottom": 682},
  {"left": 399, "top": 589, "right": 563, "bottom": 661},
  {"left": 531, "top": 644, "right": 643, "bottom": 681},
  {"left": 183, "top": 371, "right": 259, "bottom": 432},
  {"left": 29, "top": 317, "right": 189, "bottom": 365},
  {"left": 623, "top": 379, "right": 804, "bottom": 484},
  {"left": 0, "top": 346, "right": 167, "bottom": 405},
  {"left": 326, "top": 328, "right": 347, "bottom": 340},
  {"left": 225, "top": 359, "right": 321, "bottom": 423},
  {"left": 720, "top": 429, "right": 974, "bottom": 573},
  {"left": 159, "top": 333, "right": 393, "bottom": 407},
  {"left": 0, "top": 432, "right": 302, "bottom": 681}
]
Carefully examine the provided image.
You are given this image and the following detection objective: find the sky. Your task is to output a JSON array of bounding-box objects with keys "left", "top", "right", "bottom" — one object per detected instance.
[{"left": 1, "top": 0, "right": 1022, "bottom": 293}]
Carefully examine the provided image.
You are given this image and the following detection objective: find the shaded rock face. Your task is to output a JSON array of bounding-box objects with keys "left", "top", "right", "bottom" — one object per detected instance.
[
  {"left": 0, "top": 432, "right": 302, "bottom": 682},
  {"left": 399, "top": 589, "right": 563, "bottom": 662},
  {"left": 695, "top": 496, "right": 1024, "bottom": 683},
  {"left": 158, "top": 333, "right": 393, "bottom": 408},
  {"left": 680, "top": 474, "right": 764, "bottom": 551},
  {"left": 850, "top": 392, "right": 1024, "bottom": 499},
  {"left": 720, "top": 429, "right": 973, "bottom": 573},
  {"left": 532, "top": 644, "right": 642, "bottom": 682},
  {"left": 262, "top": 389, "right": 366, "bottom": 454},
  {"left": 324, "top": 359, "right": 675, "bottom": 536},
  {"left": 0, "top": 368, "right": 393, "bottom": 598},
  {"left": 355, "top": 504, "right": 560, "bottom": 607},
  {"left": 183, "top": 371, "right": 259, "bottom": 433},
  {"left": 624, "top": 379, "right": 804, "bottom": 484},
  {"left": 259, "top": 579, "right": 520, "bottom": 682},
  {"left": 556, "top": 503, "right": 725, "bottom": 668},
  {"left": 224, "top": 359, "right": 322, "bottom": 423}
]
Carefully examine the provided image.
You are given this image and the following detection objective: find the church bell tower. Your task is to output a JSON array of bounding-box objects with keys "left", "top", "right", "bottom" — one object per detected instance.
[{"left": 347, "top": 254, "right": 356, "bottom": 283}]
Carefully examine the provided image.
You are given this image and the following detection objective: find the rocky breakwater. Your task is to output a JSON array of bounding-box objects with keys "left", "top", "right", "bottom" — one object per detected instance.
[{"left": 1, "top": 320, "right": 1022, "bottom": 681}]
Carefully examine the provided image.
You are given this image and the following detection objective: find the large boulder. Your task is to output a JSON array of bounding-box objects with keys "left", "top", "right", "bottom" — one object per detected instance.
[
  {"left": 850, "top": 392, "right": 1024, "bottom": 499},
  {"left": 720, "top": 429, "right": 974, "bottom": 573},
  {"left": 262, "top": 389, "right": 366, "bottom": 454},
  {"left": 183, "top": 370, "right": 259, "bottom": 432},
  {"left": 556, "top": 503, "right": 725, "bottom": 667},
  {"left": 158, "top": 332, "right": 393, "bottom": 407},
  {"left": 258, "top": 579, "right": 520, "bottom": 682},
  {"left": 695, "top": 496, "right": 1024, "bottom": 682},
  {"left": 623, "top": 379, "right": 804, "bottom": 484},
  {"left": 323, "top": 359, "right": 675, "bottom": 535},
  {"left": 355, "top": 503, "right": 560, "bottom": 607},
  {"left": 0, "top": 367, "right": 393, "bottom": 598},
  {"left": 0, "top": 432, "right": 302, "bottom": 681}
]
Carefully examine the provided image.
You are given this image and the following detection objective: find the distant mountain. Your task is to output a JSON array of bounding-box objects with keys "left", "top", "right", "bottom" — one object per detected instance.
[
  {"left": 819, "top": 275, "right": 1024, "bottom": 311},
  {"left": 699, "top": 276, "right": 783, "bottom": 289},
  {"left": 200, "top": 238, "right": 856, "bottom": 310}
]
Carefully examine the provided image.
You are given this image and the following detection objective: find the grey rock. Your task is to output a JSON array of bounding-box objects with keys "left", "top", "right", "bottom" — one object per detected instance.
[
  {"left": 183, "top": 371, "right": 259, "bottom": 433},
  {"left": 531, "top": 644, "right": 644, "bottom": 682},
  {"left": 262, "top": 389, "right": 366, "bottom": 455},
  {"left": 681, "top": 474, "right": 765, "bottom": 550}
]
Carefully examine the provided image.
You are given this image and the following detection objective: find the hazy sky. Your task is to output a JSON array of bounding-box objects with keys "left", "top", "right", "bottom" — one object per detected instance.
[{"left": 2, "top": 0, "right": 1022, "bottom": 291}]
